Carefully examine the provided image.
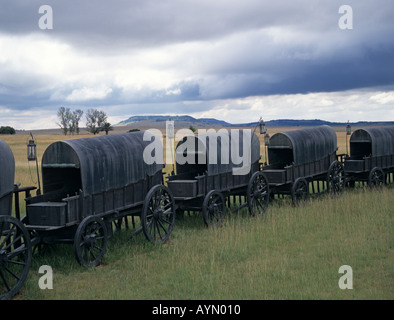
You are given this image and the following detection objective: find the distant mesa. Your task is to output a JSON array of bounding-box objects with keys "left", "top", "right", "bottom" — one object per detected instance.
[{"left": 116, "top": 115, "right": 394, "bottom": 128}]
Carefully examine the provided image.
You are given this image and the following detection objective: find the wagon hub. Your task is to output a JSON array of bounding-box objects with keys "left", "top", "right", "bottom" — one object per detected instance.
[
  {"left": 153, "top": 208, "right": 164, "bottom": 220},
  {"left": 209, "top": 203, "right": 219, "bottom": 212},
  {"left": 254, "top": 190, "right": 262, "bottom": 198},
  {"left": 83, "top": 234, "right": 97, "bottom": 249}
]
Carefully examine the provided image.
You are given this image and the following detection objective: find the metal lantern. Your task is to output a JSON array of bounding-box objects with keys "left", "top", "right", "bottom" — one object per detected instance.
[
  {"left": 27, "top": 133, "right": 41, "bottom": 195},
  {"left": 167, "top": 120, "right": 174, "bottom": 139},
  {"left": 345, "top": 121, "right": 352, "bottom": 157},
  {"left": 264, "top": 133, "right": 270, "bottom": 146},
  {"left": 346, "top": 121, "right": 352, "bottom": 135},
  {"left": 264, "top": 132, "right": 270, "bottom": 165},
  {"left": 166, "top": 120, "right": 175, "bottom": 174},
  {"left": 259, "top": 119, "right": 266, "bottom": 135},
  {"left": 27, "top": 139, "right": 37, "bottom": 161}
]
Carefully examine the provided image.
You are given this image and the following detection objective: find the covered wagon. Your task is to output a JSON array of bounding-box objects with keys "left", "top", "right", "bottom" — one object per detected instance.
[
  {"left": 261, "top": 125, "right": 344, "bottom": 205},
  {"left": 166, "top": 130, "right": 269, "bottom": 226},
  {"left": 0, "top": 139, "right": 32, "bottom": 300},
  {"left": 0, "top": 139, "right": 15, "bottom": 217},
  {"left": 344, "top": 126, "right": 394, "bottom": 188},
  {"left": 24, "top": 131, "right": 175, "bottom": 267}
]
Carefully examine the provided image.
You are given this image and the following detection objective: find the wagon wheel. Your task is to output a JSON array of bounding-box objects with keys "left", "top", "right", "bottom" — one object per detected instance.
[
  {"left": 74, "top": 216, "right": 108, "bottom": 268},
  {"left": 327, "top": 161, "right": 346, "bottom": 196},
  {"left": 141, "top": 185, "right": 176, "bottom": 244},
  {"left": 246, "top": 171, "right": 270, "bottom": 216},
  {"left": 368, "top": 167, "right": 385, "bottom": 189},
  {"left": 202, "top": 190, "right": 226, "bottom": 227},
  {"left": 0, "top": 216, "right": 32, "bottom": 300},
  {"left": 291, "top": 177, "right": 309, "bottom": 206}
]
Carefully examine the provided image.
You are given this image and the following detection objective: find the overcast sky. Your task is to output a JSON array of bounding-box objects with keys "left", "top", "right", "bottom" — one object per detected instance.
[{"left": 0, "top": 0, "right": 393, "bottom": 130}]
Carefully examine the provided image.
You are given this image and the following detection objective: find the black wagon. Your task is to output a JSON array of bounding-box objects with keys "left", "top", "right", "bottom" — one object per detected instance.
[
  {"left": 166, "top": 130, "right": 269, "bottom": 226},
  {"left": 343, "top": 126, "right": 394, "bottom": 188},
  {"left": 261, "top": 125, "right": 345, "bottom": 205},
  {"left": 1, "top": 139, "right": 33, "bottom": 300},
  {"left": 24, "top": 131, "right": 176, "bottom": 267},
  {"left": 1, "top": 131, "right": 176, "bottom": 299}
]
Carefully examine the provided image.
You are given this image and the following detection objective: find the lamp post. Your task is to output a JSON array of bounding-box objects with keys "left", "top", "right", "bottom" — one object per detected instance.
[
  {"left": 346, "top": 121, "right": 352, "bottom": 135},
  {"left": 27, "top": 133, "right": 41, "bottom": 195},
  {"left": 264, "top": 132, "right": 270, "bottom": 165},
  {"left": 166, "top": 120, "right": 175, "bottom": 175},
  {"left": 346, "top": 121, "right": 351, "bottom": 156},
  {"left": 259, "top": 119, "right": 266, "bottom": 135}
]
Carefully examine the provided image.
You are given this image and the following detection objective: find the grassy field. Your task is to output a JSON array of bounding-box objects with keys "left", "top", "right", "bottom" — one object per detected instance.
[{"left": 1, "top": 128, "right": 393, "bottom": 300}]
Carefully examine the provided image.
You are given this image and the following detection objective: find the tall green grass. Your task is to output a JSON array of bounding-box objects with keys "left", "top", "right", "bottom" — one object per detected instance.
[{"left": 18, "top": 187, "right": 393, "bottom": 300}]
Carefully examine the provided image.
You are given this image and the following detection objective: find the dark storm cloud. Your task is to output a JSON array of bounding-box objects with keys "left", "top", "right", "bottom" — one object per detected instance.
[
  {"left": 4, "top": 0, "right": 391, "bottom": 50},
  {"left": 200, "top": 41, "right": 394, "bottom": 99},
  {"left": 1, "top": 0, "right": 394, "bottom": 127},
  {"left": 0, "top": 0, "right": 335, "bottom": 50}
]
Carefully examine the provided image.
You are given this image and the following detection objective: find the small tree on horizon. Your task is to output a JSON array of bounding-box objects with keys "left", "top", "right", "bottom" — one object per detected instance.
[
  {"left": 101, "top": 122, "right": 113, "bottom": 135},
  {"left": 0, "top": 126, "right": 16, "bottom": 135},
  {"left": 189, "top": 125, "right": 197, "bottom": 133},
  {"left": 70, "top": 109, "right": 84, "bottom": 135},
  {"left": 86, "top": 108, "right": 107, "bottom": 135},
  {"left": 57, "top": 107, "right": 84, "bottom": 135},
  {"left": 57, "top": 106, "right": 71, "bottom": 135}
]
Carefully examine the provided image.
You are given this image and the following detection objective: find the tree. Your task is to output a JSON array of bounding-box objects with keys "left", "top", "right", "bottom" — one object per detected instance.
[
  {"left": 189, "top": 125, "right": 197, "bottom": 133},
  {"left": 57, "top": 107, "right": 72, "bottom": 135},
  {"left": 71, "top": 109, "right": 84, "bottom": 135},
  {"left": 101, "top": 122, "right": 113, "bottom": 135},
  {"left": 86, "top": 109, "right": 107, "bottom": 135},
  {"left": 57, "top": 107, "right": 84, "bottom": 135},
  {"left": 0, "top": 126, "right": 16, "bottom": 134}
]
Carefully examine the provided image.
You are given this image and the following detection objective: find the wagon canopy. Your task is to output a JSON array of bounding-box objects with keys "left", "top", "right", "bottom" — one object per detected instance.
[
  {"left": 350, "top": 126, "right": 394, "bottom": 158},
  {"left": 175, "top": 130, "right": 260, "bottom": 176},
  {"left": 0, "top": 139, "right": 15, "bottom": 214},
  {"left": 41, "top": 131, "right": 163, "bottom": 196},
  {"left": 268, "top": 125, "right": 337, "bottom": 166}
]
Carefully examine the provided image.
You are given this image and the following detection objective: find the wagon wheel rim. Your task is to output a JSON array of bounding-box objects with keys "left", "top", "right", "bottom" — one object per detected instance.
[
  {"left": 368, "top": 167, "right": 385, "bottom": 189},
  {"left": 247, "top": 171, "right": 269, "bottom": 216},
  {"left": 327, "top": 161, "right": 345, "bottom": 196},
  {"left": 0, "top": 216, "right": 32, "bottom": 300},
  {"left": 291, "top": 178, "right": 309, "bottom": 206},
  {"left": 202, "top": 190, "right": 225, "bottom": 227},
  {"left": 142, "top": 185, "right": 175, "bottom": 244},
  {"left": 74, "top": 216, "right": 108, "bottom": 268}
]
